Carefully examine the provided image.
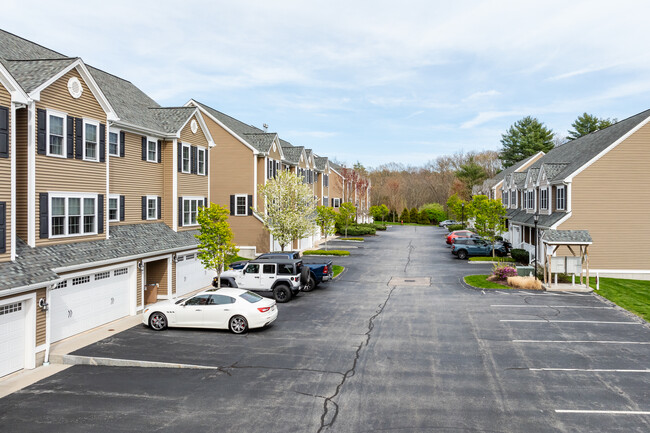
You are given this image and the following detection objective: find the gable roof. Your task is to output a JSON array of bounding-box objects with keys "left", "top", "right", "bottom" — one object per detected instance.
[
  {"left": 2, "top": 58, "right": 77, "bottom": 93},
  {"left": 281, "top": 144, "right": 304, "bottom": 165},
  {"left": 314, "top": 155, "right": 328, "bottom": 171},
  {"left": 149, "top": 107, "right": 197, "bottom": 134},
  {"left": 244, "top": 132, "right": 278, "bottom": 153}
]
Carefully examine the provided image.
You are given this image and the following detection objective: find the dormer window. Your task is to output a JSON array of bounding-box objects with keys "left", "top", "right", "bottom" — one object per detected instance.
[
  {"left": 557, "top": 186, "right": 566, "bottom": 210},
  {"left": 503, "top": 191, "right": 509, "bottom": 206},
  {"left": 510, "top": 191, "right": 516, "bottom": 208},
  {"left": 540, "top": 188, "right": 548, "bottom": 210}
]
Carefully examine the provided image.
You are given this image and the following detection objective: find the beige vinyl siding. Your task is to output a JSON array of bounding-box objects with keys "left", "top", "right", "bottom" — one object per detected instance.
[
  {"left": 330, "top": 171, "right": 344, "bottom": 203},
  {"left": 177, "top": 116, "right": 209, "bottom": 232},
  {"left": 146, "top": 259, "right": 168, "bottom": 297},
  {"left": 35, "top": 68, "right": 108, "bottom": 246},
  {"left": 268, "top": 142, "right": 281, "bottom": 160},
  {"left": 35, "top": 288, "right": 46, "bottom": 345},
  {"left": 15, "top": 108, "right": 27, "bottom": 243},
  {"left": 558, "top": 122, "right": 650, "bottom": 270},
  {"left": 162, "top": 140, "right": 174, "bottom": 228},
  {"left": 136, "top": 267, "right": 142, "bottom": 307},
  {"left": 256, "top": 157, "right": 265, "bottom": 214},
  {"left": 171, "top": 260, "right": 176, "bottom": 295},
  {"left": 0, "top": 85, "right": 11, "bottom": 261},
  {"left": 179, "top": 115, "right": 209, "bottom": 148},
  {"left": 109, "top": 131, "right": 164, "bottom": 225}
]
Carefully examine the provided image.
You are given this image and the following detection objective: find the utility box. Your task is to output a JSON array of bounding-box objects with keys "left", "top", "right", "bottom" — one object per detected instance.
[
  {"left": 144, "top": 283, "right": 159, "bottom": 305},
  {"left": 517, "top": 266, "right": 534, "bottom": 277}
]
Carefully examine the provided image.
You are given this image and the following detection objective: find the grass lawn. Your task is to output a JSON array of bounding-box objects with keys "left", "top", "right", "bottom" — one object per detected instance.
[
  {"left": 384, "top": 222, "right": 434, "bottom": 226},
  {"left": 339, "top": 237, "right": 364, "bottom": 241},
  {"left": 303, "top": 249, "right": 350, "bottom": 256},
  {"left": 464, "top": 274, "right": 514, "bottom": 290},
  {"left": 227, "top": 255, "right": 249, "bottom": 263},
  {"left": 332, "top": 265, "right": 344, "bottom": 278},
  {"left": 468, "top": 257, "right": 516, "bottom": 262},
  {"left": 591, "top": 277, "right": 650, "bottom": 322}
]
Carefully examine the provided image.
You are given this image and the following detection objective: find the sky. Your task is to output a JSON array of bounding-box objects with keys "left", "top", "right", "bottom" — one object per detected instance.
[{"left": 3, "top": 0, "right": 650, "bottom": 168}]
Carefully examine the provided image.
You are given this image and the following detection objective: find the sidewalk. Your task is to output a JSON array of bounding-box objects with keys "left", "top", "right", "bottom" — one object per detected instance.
[{"left": 0, "top": 314, "right": 142, "bottom": 399}]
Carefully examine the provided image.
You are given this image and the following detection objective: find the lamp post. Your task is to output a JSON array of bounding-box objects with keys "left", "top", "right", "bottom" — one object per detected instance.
[
  {"left": 461, "top": 203, "right": 465, "bottom": 228},
  {"left": 533, "top": 211, "right": 539, "bottom": 280}
]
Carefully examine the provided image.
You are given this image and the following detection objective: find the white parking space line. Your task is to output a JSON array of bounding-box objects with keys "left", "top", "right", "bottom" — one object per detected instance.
[
  {"left": 491, "top": 305, "right": 614, "bottom": 309},
  {"left": 555, "top": 410, "right": 650, "bottom": 415},
  {"left": 501, "top": 320, "right": 638, "bottom": 324},
  {"left": 514, "top": 340, "right": 650, "bottom": 345},
  {"left": 530, "top": 368, "right": 650, "bottom": 373}
]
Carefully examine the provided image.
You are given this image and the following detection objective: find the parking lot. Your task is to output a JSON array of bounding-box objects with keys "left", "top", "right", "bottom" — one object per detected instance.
[{"left": 1, "top": 226, "right": 649, "bottom": 432}]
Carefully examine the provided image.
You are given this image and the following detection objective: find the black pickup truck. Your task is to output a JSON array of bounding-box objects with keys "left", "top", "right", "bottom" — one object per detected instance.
[{"left": 229, "top": 251, "right": 334, "bottom": 292}]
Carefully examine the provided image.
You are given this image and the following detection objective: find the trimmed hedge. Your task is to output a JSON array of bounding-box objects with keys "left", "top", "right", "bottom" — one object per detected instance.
[
  {"left": 510, "top": 248, "right": 529, "bottom": 264},
  {"left": 446, "top": 224, "right": 465, "bottom": 232},
  {"left": 303, "top": 249, "right": 350, "bottom": 256},
  {"left": 468, "top": 257, "right": 516, "bottom": 262},
  {"left": 340, "top": 237, "right": 364, "bottom": 241},
  {"left": 336, "top": 223, "right": 376, "bottom": 236},
  {"left": 373, "top": 223, "right": 387, "bottom": 231}
]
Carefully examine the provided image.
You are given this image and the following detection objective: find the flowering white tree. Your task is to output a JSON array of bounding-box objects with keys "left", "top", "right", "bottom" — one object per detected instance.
[{"left": 254, "top": 170, "right": 317, "bottom": 251}]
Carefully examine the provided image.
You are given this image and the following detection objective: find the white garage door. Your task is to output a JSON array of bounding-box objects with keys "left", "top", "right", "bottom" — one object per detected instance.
[
  {"left": 50, "top": 266, "right": 132, "bottom": 343},
  {"left": 175, "top": 253, "right": 216, "bottom": 298},
  {"left": 0, "top": 301, "right": 26, "bottom": 377}
]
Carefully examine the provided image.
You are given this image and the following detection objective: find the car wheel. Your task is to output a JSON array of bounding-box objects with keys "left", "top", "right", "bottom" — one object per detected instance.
[
  {"left": 300, "top": 267, "right": 310, "bottom": 285},
  {"left": 149, "top": 312, "right": 168, "bottom": 331},
  {"left": 302, "top": 276, "right": 316, "bottom": 292},
  {"left": 273, "top": 284, "right": 292, "bottom": 303},
  {"left": 457, "top": 250, "right": 468, "bottom": 260},
  {"left": 229, "top": 315, "right": 248, "bottom": 334}
]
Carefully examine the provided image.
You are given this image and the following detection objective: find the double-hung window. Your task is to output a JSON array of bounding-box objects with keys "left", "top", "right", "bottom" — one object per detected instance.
[
  {"left": 109, "top": 130, "right": 119, "bottom": 157},
  {"left": 503, "top": 191, "right": 509, "bottom": 206},
  {"left": 540, "top": 188, "right": 548, "bottom": 210},
  {"left": 147, "top": 139, "right": 157, "bottom": 162},
  {"left": 183, "top": 197, "right": 203, "bottom": 226},
  {"left": 47, "top": 110, "right": 66, "bottom": 157},
  {"left": 556, "top": 186, "right": 566, "bottom": 210},
  {"left": 197, "top": 148, "right": 206, "bottom": 175},
  {"left": 333, "top": 198, "right": 340, "bottom": 208},
  {"left": 510, "top": 191, "right": 516, "bottom": 208},
  {"left": 50, "top": 194, "right": 97, "bottom": 237},
  {"left": 235, "top": 195, "right": 248, "bottom": 216},
  {"left": 182, "top": 143, "right": 191, "bottom": 173},
  {"left": 108, "top": 194, "right": 119, "bottom": 222},
  {"left": 147, "top": 196, "right": 158, "bottom": 220},
  {"left": 83, "top": 120, "right": 99, "bottom": 161}
]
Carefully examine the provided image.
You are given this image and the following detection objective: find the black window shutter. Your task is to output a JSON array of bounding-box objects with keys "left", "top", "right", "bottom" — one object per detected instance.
[
  {"left": 178, "top": 197, "right": 183, "bottom": 227},
  {"left": 99, "top": 124, "right": 106, "bottom": 162},
  {"left": 39, "top": 193, "right": 49, "bottom": 239},
  {"left": 204, "top": 197, "right": 208, "bottom": 208},
  {"left": 177, "top": 141, "right": 182, "bottom": 172},
  {"left": 75, "top": 118, "right": 83, "bottom": 159},
  {"left": 0, "top": 202, "right": 5, "bottom": 253},
  {"left": 119, "top": 131, "right": 125, "bottom": 157},
  {"left": 141, "top": 196, "right": 146, "bottom": 220},
  {"left": 204, "top": 149, "right": 209, "bottom": 175},
  {"left": 191, "top": 146, "right": 197, "bottom": 174},
  {"left": 247, "top": 195, "right": 253, "bottom": 215},
  {"left": 119, "top": 195, "right": 125, "bottom": 221},
  {"left": 37, "top": 109, "right": 47, "bottom": 155},
  {"left": 157, "top": 197, "right": 161, "bottom": 220},
  {"left": 98, "top": 194, "right": 104, "bottom": 234},
  {"left": 66, "top": 116, "right": 74, "bottom": 158},
  {"left": 157, "top": 140, "right": 162, "bottom": 163},
  {"left": 0, "top": 107, "right": 9, "bottom": 158},
  {"left": 230, "top": 195, "right": 235, "bottom": 216},
  {"left": 141, "top": 136, "right": 147, "bottom": 161}
]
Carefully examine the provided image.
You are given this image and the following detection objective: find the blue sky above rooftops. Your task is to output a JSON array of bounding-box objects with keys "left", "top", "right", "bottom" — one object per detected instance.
[{"left": 4, "top": 0, "right": 650, "bottom": 168}]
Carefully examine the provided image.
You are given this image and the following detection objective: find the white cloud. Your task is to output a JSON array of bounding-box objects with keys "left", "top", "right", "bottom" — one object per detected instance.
[{"left": 461, "top": 111, "right": 522, "bottom": 129}]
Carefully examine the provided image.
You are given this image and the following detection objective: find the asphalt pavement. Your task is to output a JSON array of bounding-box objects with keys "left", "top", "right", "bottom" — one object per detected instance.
[{"left": 1, "top": 226, "right": 649, "bottom": 432}]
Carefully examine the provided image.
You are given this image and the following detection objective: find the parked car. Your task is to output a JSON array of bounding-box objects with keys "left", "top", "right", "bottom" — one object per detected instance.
[
  {"left": 439, "top": 220, "right": 460, "bottom": 227},
  {"left": 446, "top": 230, "right": 476, "bottom": 245},
  {"left": 229, "top": 251, "right": 333, "bottom": 292},
  {"left": 217, "top": 258, "right": 309, "bottom": 303},
  {"left": 143, "top": 288, "right": 277, "bottom": 334},
  {"left": 451, "top": 237, "right": 507, "bottom": 259}
]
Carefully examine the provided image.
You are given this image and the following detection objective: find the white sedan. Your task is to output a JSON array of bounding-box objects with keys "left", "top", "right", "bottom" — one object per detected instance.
[{"left": 142, "top": 288, "right": 277, "bottom": 334}]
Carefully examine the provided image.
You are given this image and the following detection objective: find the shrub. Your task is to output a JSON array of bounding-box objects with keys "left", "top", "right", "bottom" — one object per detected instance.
[
  {"left": 507, "top": 276, "right": 543, "bottom": 290},
  {"left": 492, "top": 266, "right": 517, "bottom": 280},
  {"left": 510, "top": 248, "right": 529, "bottom": 263},
  {"left": 400, "top": 208, "right": 410, "bottom": 223},
  {"left": 446, "top": 224, "right": 465, "bottom": 232},
  {"left": 418, "top": 210, "right": 430, "bottom": 224},
  {"left": 469, "top": 257, "right": 516, "bottom": 262},
  {"left": 373, "top": 223, "right": 387, "bottom": 231},
  {"left": 303, "top": 249, "right": 350, "bottom": 256},
  {"left": 336, "top": 224, "right": 376, "bottom": 236},
  {"left": 409, "top": 207, "right": 419, "bottom": 223},
  {"left": 340, "top": 237, "right": 364, "bottom": 241}
]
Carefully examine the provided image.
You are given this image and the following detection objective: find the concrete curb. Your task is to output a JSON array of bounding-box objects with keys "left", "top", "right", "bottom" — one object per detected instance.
[{"left": 56, "top": 354, "right": 223, "bottom": 370}]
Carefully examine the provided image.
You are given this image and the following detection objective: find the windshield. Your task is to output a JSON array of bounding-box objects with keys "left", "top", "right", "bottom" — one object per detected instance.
[{"left": 240, "top": 291, "right": 263, "bottom": 303}]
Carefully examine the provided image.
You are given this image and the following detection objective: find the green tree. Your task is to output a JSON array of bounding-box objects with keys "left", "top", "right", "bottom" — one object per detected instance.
[
  {"left": 468, "top": 195, "right": 507, "bottom": 257},
  {"left": 500, "top": 116, "right": 554, "bottom": 168},
  {"left": 400, "top": 207, "right": 410, "bottom": 223},
  {"left": 446, "top": 194, "right": 468, "bottom": 225},
  {"left": 418, "top": 210, "right": 430, "bottom": 225},
  {"left": 380, "top": 204, "right": 390, "bottom": 222},
  {"left": 254, "top": 170, "right": 317, "bottom": 251},
  {"left": 369, "top": 205, "right": 382, "bottom": 222},
  {"left": 567, "top": 112, "right": 616, "bottom": 140},
  {"left": 419, "top": 203, "right": 446, "bottom": 224},
  {"left": 409, "top": 207, "right": 419, "bottom": 223},
  {"left": 195, "top": 203, "right": 239, "bottom": 289},
  {"left": 337, "top": 202, "right": 356, "bottom": 237},
  {"left": 316, "top": 205, "right": 337, "bottom": 249},
  {"left": 455, "top": 156, "right": 487, "bottom": 198}
]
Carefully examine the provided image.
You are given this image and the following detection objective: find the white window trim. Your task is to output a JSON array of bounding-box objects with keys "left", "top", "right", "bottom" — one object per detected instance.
[
  {"left": 146, "top": 195, "right": 158, "bottom": 220},
  {"left": 108, "top": 128, "right": 120, "bottom": 157},
  {"left": 181, "top": 142, "right": 191, "bottom": 173},
  {"left": 82, "top": 119, "right": 100, "bottom": 162},
  {"left": 540, "top": 188, "right": 549, "bottom": 211},
  {"left": 46, "top": 109, "right": 67, "bottom": 158},
  {"left": 49, "top": 192, "right": 98, "bottom": 238},
  {"left": 197, "top": 148, "right": 206, "bottom": 175},
  {"left": 146, "top": 136, "right": 158, "bottom": 163},
  {"left": 182, "top": 196, "right": 204, "bottom": 226},
  {"left": 333, "top": 198, "right": 341, "bottom": 208},
  {"left": 108, "top": 193, "right": 120, "bottom": 222},
  {"left": 556, "top": 186, "right": 566, "bottom": 210},
  {"left": 234, "top": 194, "right": 248, "bottom": 216}
]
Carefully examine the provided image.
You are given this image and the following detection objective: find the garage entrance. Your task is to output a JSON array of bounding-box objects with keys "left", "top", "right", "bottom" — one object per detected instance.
[
  {"left": 144, "top": 259, "right": 169, "bottom": 305},
  {"left": 175, "top": 252, "right": 215, "bottom": 298},
  {"left": 0, "top": 300, "right": 27, "bottom": 377}
]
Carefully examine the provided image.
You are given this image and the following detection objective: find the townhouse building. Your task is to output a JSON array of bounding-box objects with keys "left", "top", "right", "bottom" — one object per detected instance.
[
  {"left": 498, "top": 108, "right": 650, "bottom": 281},
  {"left": 472, "top": 151, "right": 545, "bottom": 200}
]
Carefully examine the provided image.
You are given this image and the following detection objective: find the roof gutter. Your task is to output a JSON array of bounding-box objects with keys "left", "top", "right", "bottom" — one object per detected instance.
[
  {"left": 0, "top": 277, "right": 62, "bottom": 298},
  {"left": 110, "top": 120, "right": 171, "bottom": 139}
]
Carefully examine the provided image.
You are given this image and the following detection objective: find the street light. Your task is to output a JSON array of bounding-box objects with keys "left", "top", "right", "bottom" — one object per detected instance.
[
  {"left": 533, "top": 210, "right": 539, "bottom": 280},
  {"left": 461, "top": 203, "right": 465, "bottom": 228}
]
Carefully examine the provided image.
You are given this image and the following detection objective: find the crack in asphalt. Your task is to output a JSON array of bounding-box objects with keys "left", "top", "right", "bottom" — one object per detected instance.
[
  {"left": 404, "top": 240, "right": 415, "bottom": 273},
  {"left": 317, "top": 282, "right": 399, "bottom": 433},
  {"left": 221, "top": 360, "right": 345, "bottom": 378}
]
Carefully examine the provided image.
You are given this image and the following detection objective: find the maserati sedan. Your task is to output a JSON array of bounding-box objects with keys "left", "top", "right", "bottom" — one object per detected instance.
[{"left": 143, "top": 288, "right": 277, "bottom": 334}]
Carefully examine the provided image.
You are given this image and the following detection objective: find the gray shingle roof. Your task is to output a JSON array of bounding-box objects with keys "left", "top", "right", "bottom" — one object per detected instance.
[
  {"left": 3, "top": 58, "right": 77, "bottom": 92},
  {"left": 0, "top": 29, "right": 66, "bottom": 61},
  {"left": 281, "top": 144, "right": 304, "bottom": 164},
  {"left": 513, "top": 172, "right": 527, "bottom": 187},
  {"left": 506, "top": 209, "right": 566, "bottom": 229},
  {"left": 150, "top": 107, "right": 196, "bottom": 134},
  {"left": 541, "top": 163, "right": 569, "bottom": 181},
  {"left": 243, "top": 132, "right": 277, "bottom": 153},
  {"left": 542, "top": 230, "right": 592, "bottom": 244},
  {"left": 0, "top": 223, "right": 199, "bottom": 293},
  {"left": 314, "top": 155, "right": 328, "bottom": 171}
]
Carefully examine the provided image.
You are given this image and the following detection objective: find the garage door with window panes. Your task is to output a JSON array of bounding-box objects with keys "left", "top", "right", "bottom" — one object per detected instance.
[
  {"left": 50, "top": 266, "right": 132, "bottom": 342},
  {"left": 0, "top": 301, "right": 26, "bottom": 377},
  {"left": 176, "top": 253, "right": 216, "bottom": 297}
]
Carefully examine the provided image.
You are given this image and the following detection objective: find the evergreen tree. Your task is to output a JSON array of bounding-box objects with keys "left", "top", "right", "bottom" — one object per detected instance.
[
  {"left": 567, "top": 113, "right": 615, "bottom": 140},
  {"left": 400, "top": 207, "right": 410, "bottom": 223},
  {"left": 500, "top": 116, "right": 554, "bottom": 168},
  {"left": 409, "top": 207, "right": 419, "bottom": 223},
  {"left": 418, "top": 210, "right": 430, "bottom": 225}
]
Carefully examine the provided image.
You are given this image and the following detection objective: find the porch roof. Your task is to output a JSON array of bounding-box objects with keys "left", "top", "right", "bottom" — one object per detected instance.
[
  {"left": 542, "top": 230, "right": 592, "bottom": 245},
  {"left": 506, "top": 209, "right": 566, "bottom": 228}
]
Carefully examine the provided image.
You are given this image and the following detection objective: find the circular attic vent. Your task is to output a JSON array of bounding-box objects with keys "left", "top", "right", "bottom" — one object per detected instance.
[
  {"left": 191, "top": 119, "right": 198, "bottom": 134},
  {"left": 68, "top": 77, "right": 83, "bottom": 99}
]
